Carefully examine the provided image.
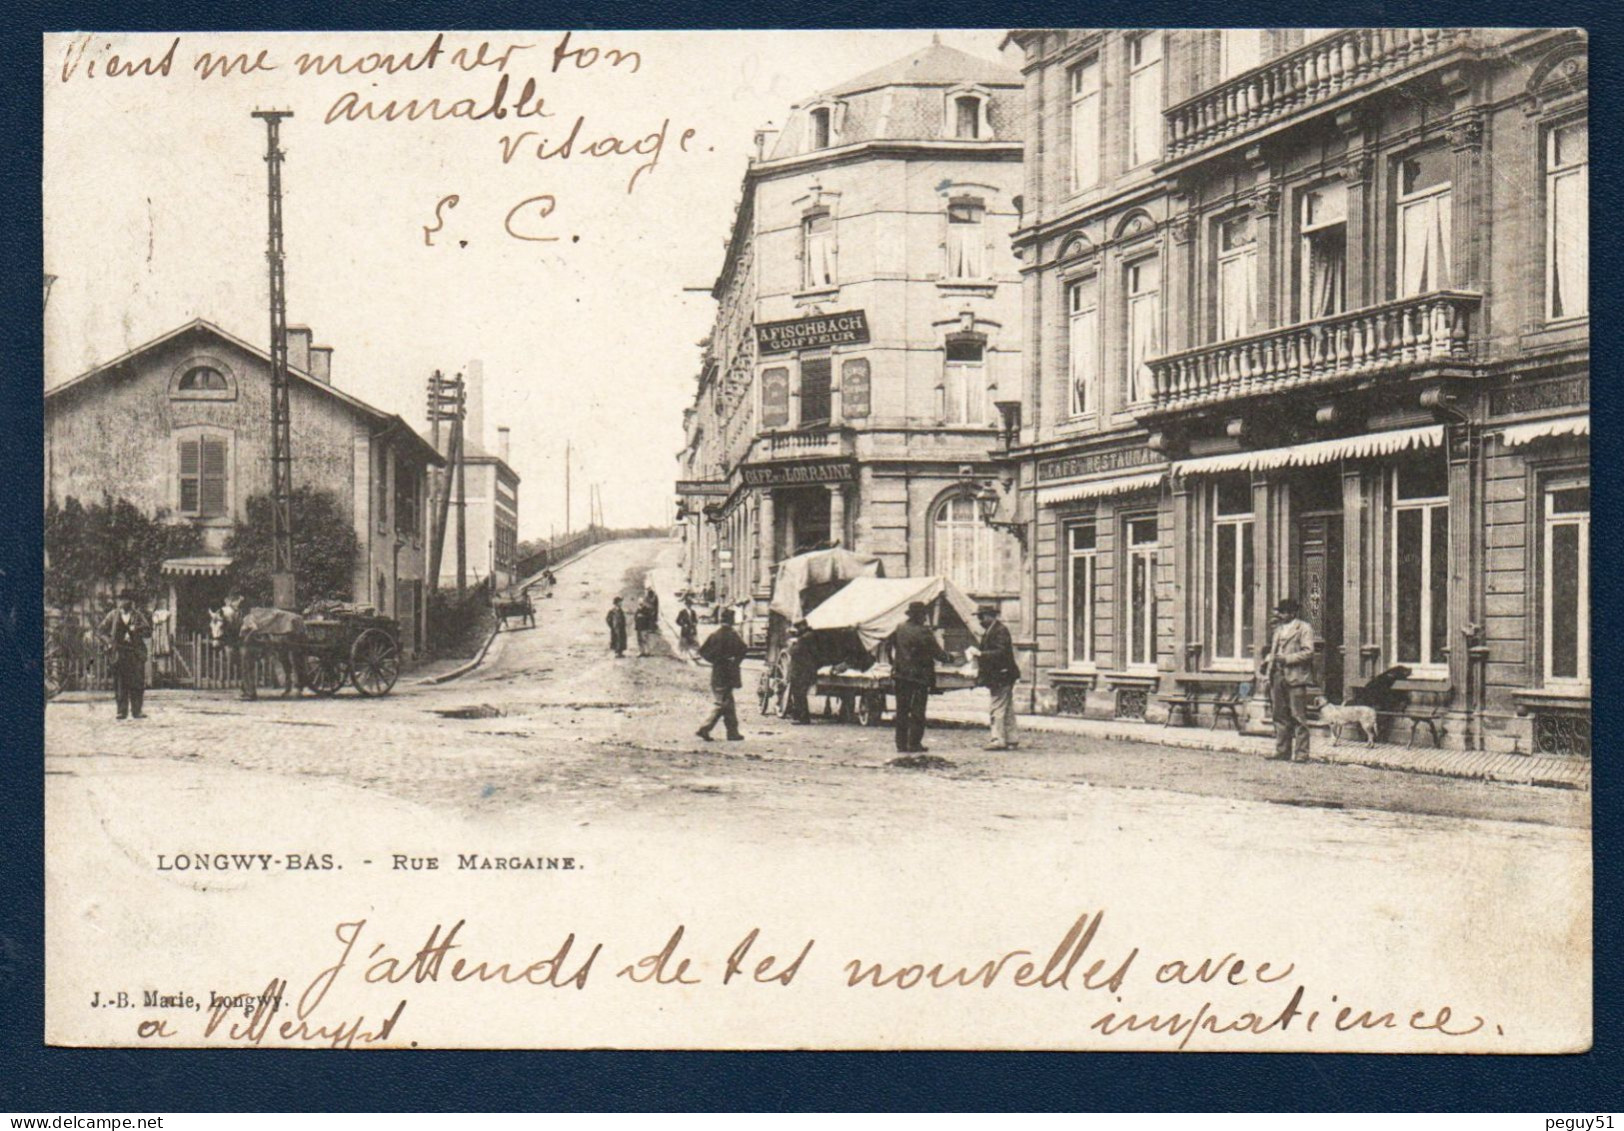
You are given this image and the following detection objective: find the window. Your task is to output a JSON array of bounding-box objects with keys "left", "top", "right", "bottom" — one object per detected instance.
[
  {"left": 178, "top": 365, "right": 227, "bottom": 391},
  {"left": 799, "top": 357, "right": 832, "bottom": 426},
  {"left": 1301, "top": 182, "right": 1348, "bottom": 319},
  {"left": 1126, "top": 256, "right": 1161, "bottom": 404},
  {"left": 953, "top": 95, "right": 981, "bottom": 139},
  {"left": 177, "top": 434, "right": 227, "bottom": 517},
  {"left": 1543, "top": 480, "right": 1589, "bottom": 687},
  {"left": 1126, "top": 516, "right": 1159, "bottom": 669},
  {"left": 1221, "top": 29, "right": 1263, "bottom": 78},
  {"left": 942, "top": 337, "right": 986, "bottom": 425},
  {"left": 1068, "top": 277, "right": 1099, "bottom": 416},
  {"left": 1546, "top": 120, "right": 1588, "bottom": 321},
  {"left": 932, "top": 493, "right": 1007, "bottom": 594},
  {"left": 1216, "top": 215, "right": 1257, "bottom": 341},
  {"left": 1068, "top": 523, "right": 1098, "bottom": 667},
  {"left": 809, "top": 107, "right": 832, "bottom": 150},
  {"left": 1069, "top": 58, "right": 1101, "bottom": 192},
  {"left": 376, "top": 451, "right": 390, "bottom": 534},
  {"left": 1128, "top": 32, "right": 1163, "bottom": 167},
  {"left": 1397, "top": 151, "right": 1452, "bottom": 297},
  {"left": 803, "top": 211, "right": 835, "bottom": 289},
  {"left": 1211, "top": 479, "right": 1255, "bottom": 665},
  {"left": 945, "top": 199, "right": 986, "bottom": 280},
  {"left": 395, "top": 462, "right": 420, "bottom": 538},
  {"left": 1391, "top": 458, "right": 1450, "bottom": 674}
]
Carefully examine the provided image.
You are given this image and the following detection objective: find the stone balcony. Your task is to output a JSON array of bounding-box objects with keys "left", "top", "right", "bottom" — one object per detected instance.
[
  {"left": 1143, "top": 290, "right": 1482, "bottom": 415},
  {"left": 1163, "top": 28, "right": 1471, "bottom": 166},
  {"left": 754, "top": 426, "right": 856, "bottom": 461}
]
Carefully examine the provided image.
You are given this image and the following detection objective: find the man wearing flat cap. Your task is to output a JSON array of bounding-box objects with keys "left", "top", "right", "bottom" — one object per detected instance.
[
  {"left": 1260, "top": 596, "right": 1316, "bottom": 761},
  {"left": 890, "top": 600, "right": 951, "bottom": 754},
  {"left": 99, "top": 589, "right": 152, "bottom": 720},
  {"left": 975, "top": 603, "right": 1020, "bottom": 750}
]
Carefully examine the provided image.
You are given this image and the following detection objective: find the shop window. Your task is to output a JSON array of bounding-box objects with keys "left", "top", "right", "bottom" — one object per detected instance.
[
  {"left": 1069, "top": 57, "right": 1101, "bottom": 192},
  {"left": 942, "top": 336, "right": 986, "bottom": 425},
  {"left": 177, "top": 434, "right": 228, "bottom": 518},
  {"left": 1546, "top": 120, "right": 1588, "bottom": 322},
  {"left": 1301, "top": 182, "right": 1348, "bottom": 320},
  {"left": 803, "top": 210, "right": 835, "bottom": 289},
  {"left": 1391, "top": 458, "right": 1450, "bottom": 675},
  {"left": 1125, "top": 255, "right": 1161, "bottom": 404},
  {"left": 799, "top": 357, "right": 832, "bottom": 426},
  {"left": 1211, "top": 478, "right": 1255, "bottom": 665},
  {"left": 1396, "top": 150, "right": 1453, "bottom": 297},
  {"left": 1220, "top": 29, "right": 1263, "bottom": 78},
  {"left": 1543, "top": 479, "right": 1589, "bottom": 688},
  {"left": 1068, "top": 523, "right": 1098, "bottom": 667},
  {"left": 1128, "top": 32, "right": 1163, "bottom": 167},
  {"left": 1216, "top": 215, "right": 1257, "bottom": 341},
  {"left": 1068, "top": 276, "right": 1099, "bottom": 416},
  {"left": 945, "top": 199, "right": 986, "bottom": 280},
  {"left": 932, "top": 493, "right": 1007, "bottom": 595},
  {"left": 1126, "top": 516, "right": 1159, "bottom": 670}
]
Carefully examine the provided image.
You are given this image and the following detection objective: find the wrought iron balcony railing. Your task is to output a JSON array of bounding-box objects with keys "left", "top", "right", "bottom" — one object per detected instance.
[
  {"left": 1164, "top": 29, "right": 1469, "bottom": 164},
  {"left": 1146, "top": 290, "right": 1481, "bottom": 412}
]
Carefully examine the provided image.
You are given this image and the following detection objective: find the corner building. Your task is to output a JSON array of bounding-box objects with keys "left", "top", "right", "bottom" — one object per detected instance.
[
  {"left": 1008, "top": 29, "right": 1588, "bottom": 754},
  {"left": 677, "top": 42, "right": 1025, "bottom": 643}
]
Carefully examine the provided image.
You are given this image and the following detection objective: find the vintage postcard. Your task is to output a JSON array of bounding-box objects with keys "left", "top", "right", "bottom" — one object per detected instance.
[{"left": 42, "top": 27, "right": 1590, "bottom": 1051}]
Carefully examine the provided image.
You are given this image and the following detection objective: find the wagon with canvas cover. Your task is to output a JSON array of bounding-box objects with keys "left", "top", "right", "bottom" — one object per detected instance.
[{"left": 756, "top": 547, "right": 884, "bottom": 715}]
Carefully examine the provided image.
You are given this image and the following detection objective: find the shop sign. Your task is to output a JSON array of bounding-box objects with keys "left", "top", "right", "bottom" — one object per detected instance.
[
  {"left": 740, "top": 460, "right": 856, "bottom": 487},
  {"left": 755, "top": 311, "right": 870, "bottom": 355},
  {"left": 761, "top": 367, "right": 790, "bottom": 428},
  {"left": 1038, "top": 445, "right": 1162, "bottom": 483}
]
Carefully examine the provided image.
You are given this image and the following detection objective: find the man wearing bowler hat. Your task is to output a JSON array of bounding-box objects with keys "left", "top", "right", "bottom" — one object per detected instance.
[
  {"left": 1260, "top": 596, "right": 1316, "bottom": 761},
  {"left": 890, "top": 600, "right": 951, "bottom": 754},
  {"left": 99, "top": 589, "right": 152, "bottom": 720},
  {"left": 975, "top": 603, "right": 1020, "bottom": 750}
]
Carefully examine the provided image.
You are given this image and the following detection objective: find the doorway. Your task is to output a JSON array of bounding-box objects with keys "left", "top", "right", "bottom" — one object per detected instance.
[
  {"left": 1295, "top": 512, "right": 1344, "bottom": 703},
  {"left": 780, "top": 486, "right": 832, "bottom": 555}
]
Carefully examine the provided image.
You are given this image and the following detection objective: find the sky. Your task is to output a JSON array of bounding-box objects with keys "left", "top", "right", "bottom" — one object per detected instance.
[{"left": 43, "top": 29, "right": 1014, "bottom": 540}]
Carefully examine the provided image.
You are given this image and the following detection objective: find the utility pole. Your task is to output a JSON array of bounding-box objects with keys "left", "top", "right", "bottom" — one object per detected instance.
[
  {"left": 455, "top": 375, "right": 467, "bottom": 594},
  {"left": 426, "top": 370, "right": 464, "bottom": 596},
  {"left": 252, "top": 109, "right": 297, "bottom": 611},
  {"left": 564, "top": 440, "right": 572, "bottom": 535}
]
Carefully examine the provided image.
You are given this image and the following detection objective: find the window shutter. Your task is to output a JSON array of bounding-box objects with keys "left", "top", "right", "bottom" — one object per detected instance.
[
  {"left": 178, "top": 439, "right": 200, "bottom": 513},
  {"left": 200, "top": 437, "right": 227, "bottom": 516}
]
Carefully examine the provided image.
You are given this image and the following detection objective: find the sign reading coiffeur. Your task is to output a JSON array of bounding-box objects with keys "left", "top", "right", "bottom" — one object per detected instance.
[{"left": 755, "top": 311, "right": 870, "bottom": 355}]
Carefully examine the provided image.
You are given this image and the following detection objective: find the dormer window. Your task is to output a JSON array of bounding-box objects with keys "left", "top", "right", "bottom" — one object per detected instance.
[
  {"left": 810, "top": 107, "right": 832, "bottom": 150},
  {"left": 944, "top": 85, "right": 994, "bottom": 141},
  {"left": 954, "top": 95, "right": 981, "bottom": 139}
]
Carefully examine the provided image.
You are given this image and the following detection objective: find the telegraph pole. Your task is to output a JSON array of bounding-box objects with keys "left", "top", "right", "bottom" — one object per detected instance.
[
  {"left": 252, "top": 109, "right": 296, "bottom": 610},
  {"left": 455, "top": 375, "right": 467, "bottom": 594},
  {"left": 564, "top": 441, "right": 572, "bottom": 534}
]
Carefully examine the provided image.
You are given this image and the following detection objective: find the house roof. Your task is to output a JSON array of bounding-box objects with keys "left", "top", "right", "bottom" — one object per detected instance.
[
  {"left": 818, "top": 41, "right": 1021, "bottom": 98},
  {"left": 46, "top": 318, "right": 443, "bottom": 467}
]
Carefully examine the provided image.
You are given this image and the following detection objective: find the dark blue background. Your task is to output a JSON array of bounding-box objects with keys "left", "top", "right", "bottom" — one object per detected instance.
[{"left": 3, "top": 0, "right": 1616, "bottom": 1111}]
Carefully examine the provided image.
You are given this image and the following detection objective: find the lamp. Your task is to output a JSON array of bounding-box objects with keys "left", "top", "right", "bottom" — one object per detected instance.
[{"left": 963, "top": 473, "right": 1027, "bottom": 552}]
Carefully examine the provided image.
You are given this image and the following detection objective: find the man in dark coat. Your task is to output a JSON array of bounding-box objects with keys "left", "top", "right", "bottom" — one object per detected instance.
[
  {"left": 785, "top": 620, "right": 818, "bottom": 724},
  {"left": 890, "top": 601, "right": 951, "bottom": 754},
  {"left": 634, "top": 593, "right": 658, "bottom": 657},
  {"left": 99, "top": 589, "right": 151, "bottom": 720},
  {"left": 696, "top": 609, "right": 747, "bottom": 741},
  {"left": 675, "top": 598, "right": 700, "bottom": 660},
  {"left": 976, "top": 603, "right": 1021, "bottom": 750},
  {"left": 606, "top": 596, "right": 628, "bottom": 658}
]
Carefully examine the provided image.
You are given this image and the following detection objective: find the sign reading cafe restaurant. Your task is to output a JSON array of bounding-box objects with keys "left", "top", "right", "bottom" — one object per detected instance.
[{"left": 755, "top": 311, "right": 871, "bottom": 356}]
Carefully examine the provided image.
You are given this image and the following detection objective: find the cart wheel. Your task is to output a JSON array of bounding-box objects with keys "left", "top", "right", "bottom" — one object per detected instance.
[
  {"left": 349, "top": 628, "right": 399, "bottom": 696},
  {"left": 303, "top": 653, "right": 345, "bottom": 697},
  {"left": 856, "top": 691, "right": 886, "bottom": 727},
  {"left": 771, "top": 652, "right": 792, "bottom": 718},
  {"left": 757, "top": 674, "right": 775, "bottom": 716}
]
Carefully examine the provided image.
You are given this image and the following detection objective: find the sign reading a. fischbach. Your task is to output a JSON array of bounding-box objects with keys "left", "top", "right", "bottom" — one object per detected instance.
[{"left": 756, "top": 311, "right": 870, "bottom": 355}]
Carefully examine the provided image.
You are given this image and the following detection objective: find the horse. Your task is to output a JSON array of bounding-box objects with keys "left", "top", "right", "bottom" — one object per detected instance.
[{"left": 211, "top": 598, "right": 307, "bottom": 699}]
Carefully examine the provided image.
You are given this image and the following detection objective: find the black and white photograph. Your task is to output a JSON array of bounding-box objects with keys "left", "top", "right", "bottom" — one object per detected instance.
[{"left": 40, "top": 26, "right": 1589, "bottom": 1051}]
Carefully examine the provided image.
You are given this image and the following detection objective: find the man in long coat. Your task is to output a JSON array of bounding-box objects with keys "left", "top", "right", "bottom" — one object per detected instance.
[
  {"left": 696, "top": 609, "right": 747, "bottom": 741},
  {"left": 99, "top": 589, "right": 151, "bottom": 720},
  {"left": 606, "top": 596, "right": 629, "bottom": 658},
  {"left": 975, "top": 604, "right": 1021, "bottom": 750},
  {"left": 890, "top": 601, "right": 951, "bottom": 754},
  {"left": 1261, "top": 596, "right": 1317, "bottom": 761}
]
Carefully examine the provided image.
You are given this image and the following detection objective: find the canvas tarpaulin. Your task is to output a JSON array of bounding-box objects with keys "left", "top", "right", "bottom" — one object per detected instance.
[
  {"left": 767, "top": 547, "right": 885, "bottom": 621},
  {"left": 805, "top": 575, "right": 979, "bottom": 652}
]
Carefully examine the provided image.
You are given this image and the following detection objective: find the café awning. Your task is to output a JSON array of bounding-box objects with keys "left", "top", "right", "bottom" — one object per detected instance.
[
  {"left": 1038, "top": 471, "right": 1166, "bottom": 507},
  {"left": 1172, "top": 424, "right": 1444, "bottom": 477},
  {"left": 160, "top": 556, "right": 233, "bottom": 577},
  {"left": 1499, "top": 415, "right": 1589, "bottom": 448}
]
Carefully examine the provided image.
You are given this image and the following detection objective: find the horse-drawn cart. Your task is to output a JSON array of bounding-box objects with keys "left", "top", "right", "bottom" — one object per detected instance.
[{"left": 297, "top": 610, "right": 401, "bottom": 697}]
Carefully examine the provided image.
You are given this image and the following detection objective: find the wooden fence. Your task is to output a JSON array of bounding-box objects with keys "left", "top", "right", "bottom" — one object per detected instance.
[{"left": 48, "top": 625, "right": 289, "bottom": 694}]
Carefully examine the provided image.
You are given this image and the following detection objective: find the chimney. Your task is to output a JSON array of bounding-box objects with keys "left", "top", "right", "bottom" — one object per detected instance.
[
  {"left": 497, "top": 426, "right": 511, "bottom": 464},
  {"left": 308, "top": 345, "right": 333, "bottom": 384},
  {"left": 464, "top": 358, "right": 486, "bottom": 452},
  {"left": 285, "top": 326, "right": 312, "bottom": 373},
  {"left": 752, "top": 121, "right": 779, "bottom": 162}
]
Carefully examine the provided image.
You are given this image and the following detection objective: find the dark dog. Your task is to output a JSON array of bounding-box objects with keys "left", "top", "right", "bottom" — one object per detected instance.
[{"left": 1346, "top": 665, "right": 1412, "bottom": 742}]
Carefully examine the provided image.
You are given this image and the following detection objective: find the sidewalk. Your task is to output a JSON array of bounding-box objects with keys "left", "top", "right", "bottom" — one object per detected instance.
[{"left": 927, "top": 687, "right": 1590, "bottom": 792}]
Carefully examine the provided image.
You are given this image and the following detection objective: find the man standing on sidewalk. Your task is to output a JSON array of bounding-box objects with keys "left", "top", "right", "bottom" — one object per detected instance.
[
  {"left": 99, "top": 589, "right": 151, "bottom": 720},
  {"left": 891, "top": 601, "right": 951, "bottom": 754},
  {"left": 975, "top": 604, "right": 1020, "bottom": 751},
  {"left": 696, "top": 608, "right": 747, "bottom": 741},
  {"left": 1261, "top": 596, "right": 1316, "bottom": 761},
  {"left": 606, "top": 596, "right": 628, "bottom": 658},
  {"left": 675, "top": 598, "right": 700, "bottom": 660}
]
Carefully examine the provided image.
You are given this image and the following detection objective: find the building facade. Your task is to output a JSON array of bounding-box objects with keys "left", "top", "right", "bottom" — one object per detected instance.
[
  {"left": 45, "top": 319, "right": 444, "bottom": 656},
  {"left": 1008, "top": 28, "right": 1588, "bottom": 754},
  {"left": 677, "top": 41, "right": 1027, "bottom": 642}
]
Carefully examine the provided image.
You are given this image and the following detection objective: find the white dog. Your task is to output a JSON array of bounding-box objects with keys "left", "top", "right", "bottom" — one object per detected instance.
[{"left": 1315, "top": 697, "right": 1379, "bottom": 748}]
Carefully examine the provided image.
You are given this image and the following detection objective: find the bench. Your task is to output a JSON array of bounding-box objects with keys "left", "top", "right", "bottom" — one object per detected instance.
[{"left": 1161, "top": 676, "right": 1253, "bottom": 730}]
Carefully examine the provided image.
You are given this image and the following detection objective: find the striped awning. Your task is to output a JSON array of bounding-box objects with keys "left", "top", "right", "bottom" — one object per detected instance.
[
  {"left": 1038, "top": 471, "right": 1166, "bottom": 507},
  {"left": 1499, "top": 415, "right": 1589, "bottom": 448},
  {"left": 161, "top": 556, "right": 233, "bottom": 577},
  {"left": 1173, "top": 424, "right": 1444, "bottom": 477}
]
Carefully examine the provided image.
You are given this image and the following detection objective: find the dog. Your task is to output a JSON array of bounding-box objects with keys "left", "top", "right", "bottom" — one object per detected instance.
[{"left": 1316, "top": 698, "right": 1379, "bottom": 748}]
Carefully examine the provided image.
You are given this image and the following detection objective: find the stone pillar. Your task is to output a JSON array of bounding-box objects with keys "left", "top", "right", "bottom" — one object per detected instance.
[
  {"left": 1339, "top": 112, "right": 1376, "bottom": 310},
  {"left": 1250, "top": 172, "right": 1283, "bottom": 332},
  {"left": 757, "top": 488, "right": 776, "bottom": 591},
  {"left": 1165, "top": 204, "right": 1197, "bottom": 354},
  {"left": 1171, "top": 475, "right": 1194, "bottom": 675},
  {"left": 1341, "top": 466, "right": 1367, "bottom": 685},
  {"left": 1446, "top": 422, "right": 1479, "bottom": 743},
  {"left": 1449, "top": 106, "right": 1486, "bottom": 292},
  {"left": 828, "top": 483, "right": 846, "bottom": 548}
]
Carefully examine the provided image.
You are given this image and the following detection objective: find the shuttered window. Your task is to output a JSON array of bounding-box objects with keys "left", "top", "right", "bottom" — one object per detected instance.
[{"left": 178, "top": 436, "right": 228, "bottom": 517}]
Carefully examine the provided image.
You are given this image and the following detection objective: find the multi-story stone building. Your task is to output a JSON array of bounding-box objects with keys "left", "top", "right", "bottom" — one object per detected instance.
[
  {"left": 676, "top": 40, "right": 1026, "bottom": 641},
  {"left": 1006, "top": 28, "right": 1588, "bottom": 754}
]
